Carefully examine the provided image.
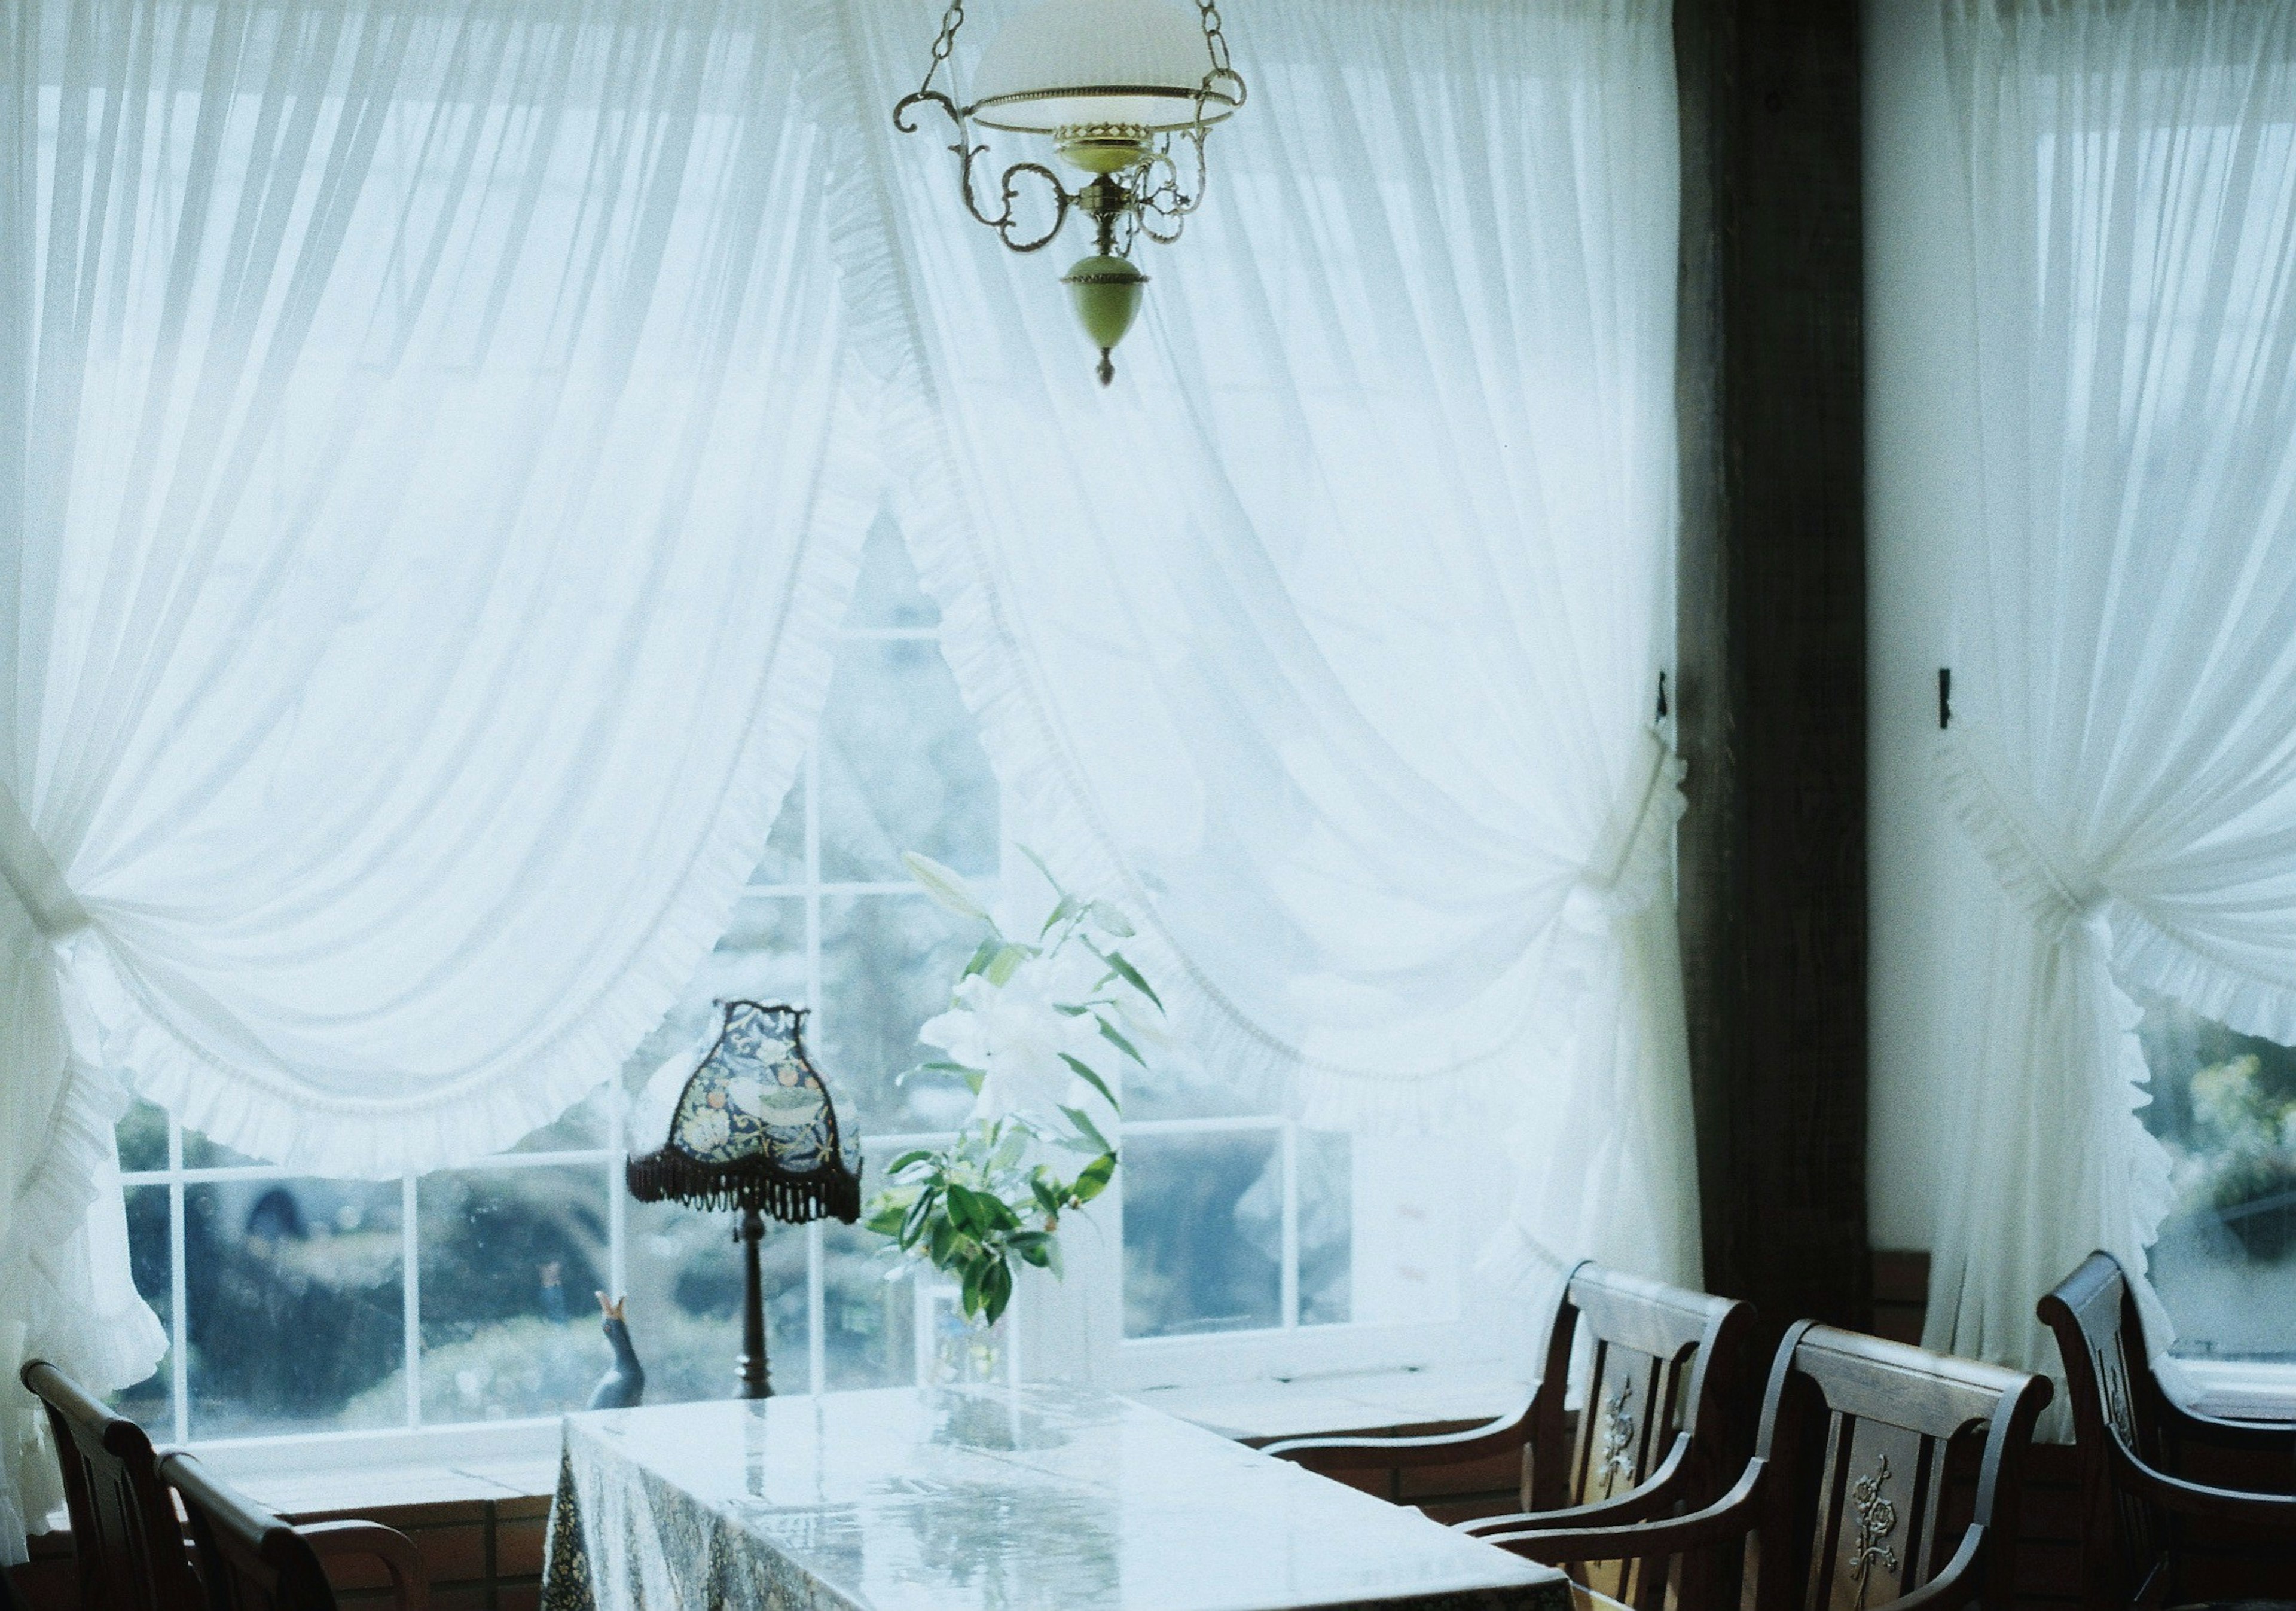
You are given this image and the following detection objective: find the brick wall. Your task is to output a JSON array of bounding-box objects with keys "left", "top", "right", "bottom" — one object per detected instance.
[{"left": 8, "top": 1493, "right": 549, "bottom": 1611}]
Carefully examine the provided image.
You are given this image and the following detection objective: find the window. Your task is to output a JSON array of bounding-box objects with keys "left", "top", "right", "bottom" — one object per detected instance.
[
  {"left": 2135, "top": 995, "right": 2296, "bottom": 1364},
  {"left": 114, "top": 512, "right": 1470, "bottom": 1448}
]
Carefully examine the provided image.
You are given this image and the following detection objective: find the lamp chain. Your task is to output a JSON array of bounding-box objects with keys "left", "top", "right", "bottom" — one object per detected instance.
[
  {"left": 1196, "top": 0, "right": 1232, "bottom": 77},
  {"left": 918, "top": 0, "right": 967, "bottom": 97}
]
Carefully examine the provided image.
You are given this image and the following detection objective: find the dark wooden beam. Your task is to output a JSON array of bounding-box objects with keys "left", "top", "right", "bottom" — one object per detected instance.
[{"left": 1674, "top": 0, "right": 1870, "bottom": 1350}]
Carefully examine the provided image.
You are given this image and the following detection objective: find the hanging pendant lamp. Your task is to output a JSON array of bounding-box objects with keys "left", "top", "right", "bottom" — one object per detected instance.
[{"left": 893, "top": 0, "right": 1247, "bottom": 386}]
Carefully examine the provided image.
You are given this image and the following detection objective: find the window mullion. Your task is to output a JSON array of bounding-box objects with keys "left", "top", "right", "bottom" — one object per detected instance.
[
  {"left": 1280, "top": 1121, "right": 1300, "bottom": 1331},
  {"left": 169, "top": 1114, "right": 188, "bottom": 1443},
  {"left": 807, "top": 1220, "right": 827, "bottom": 1393},
  {"left": 804, "top": 711, "right": 826, "bottom": 1387},
  {"left": 608, "top": 1081, "right": 628, "bottom": 1304},
  {"left": 401, "top": 1175, "right": 421, "bottom": 1429}
]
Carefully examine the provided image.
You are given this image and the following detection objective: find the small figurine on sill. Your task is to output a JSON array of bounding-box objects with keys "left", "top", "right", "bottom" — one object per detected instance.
[{"left": 587, "top": 1292, "right": 645, "bottom": 1410}]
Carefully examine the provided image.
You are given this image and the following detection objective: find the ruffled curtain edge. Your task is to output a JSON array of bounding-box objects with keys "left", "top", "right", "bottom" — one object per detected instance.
[{"left": 60, "top": 431, "right": 882, "bottom": 1181}]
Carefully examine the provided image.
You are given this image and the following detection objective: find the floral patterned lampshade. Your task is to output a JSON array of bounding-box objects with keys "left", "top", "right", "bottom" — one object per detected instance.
[{"left": 626, "top": 1001, "right": 861, "bottom": 1225}]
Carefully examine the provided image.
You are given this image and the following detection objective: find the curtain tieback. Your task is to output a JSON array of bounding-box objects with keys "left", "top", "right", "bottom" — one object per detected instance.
[
  {"left": 0, "top": 784, "right": 90, "bottom": 939},
  {"left": 1937, "top": 723, "right": 2111, "bottom": 944},
  {"left": 1562, "top": 723, "right": 1687, "bottom": 935}
]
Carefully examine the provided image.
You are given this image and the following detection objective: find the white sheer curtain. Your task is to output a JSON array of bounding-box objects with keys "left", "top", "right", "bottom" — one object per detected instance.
[
  {"left": 1, "top": 0, "right": 869, "bottom": 1549},
  {"left": 805, "top": 0, "right": 1697, "bottom": 1289},
  {"left": 1926, "top": 0, "right": 2296, "bottom": 1386}
]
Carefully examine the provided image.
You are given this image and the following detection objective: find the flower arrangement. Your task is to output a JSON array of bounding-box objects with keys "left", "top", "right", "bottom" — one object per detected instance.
[{"left": 862, "top": 850, "right": 1162, "bottom": 1325}]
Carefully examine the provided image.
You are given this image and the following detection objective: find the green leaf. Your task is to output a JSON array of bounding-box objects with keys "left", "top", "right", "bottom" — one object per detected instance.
[
  {"left": 1071, "top": 1151, "right": 1117, "bottom": 1205},
  {"left": 1060, "top": 1103, "right": 1114, "bottom": 1156},
  {"left": 1088, "top": 901, "right": 1136, "bottom": 938},
  {"left": 960, "top": 937, "right": 1003, "bottom": 979},
  {"left": 1015, "top": 843, "right": 1066, "bottom": 897},
  {"left": 1040, "top": 892, "right": 1084, "bottom": 937},
  {"left": 960, "top": 1256, "right": 984, "bottom": 1319},
  {"left": 884, "top": 1150, "right": 935, "bottom": 1175},
  {"left": 1097, "top": 949, "right": 1163, "bottom": 1011},
  {"left": 863, "top": 1204, "right": 907, "bottom": 1236},
  {"left": 942, "top": 1183, "right": 987, "bottom": 1234},
  {"left": 1030, "top": 1172, "right": 1064, "bottom": 1217},
  {"left": 981, "top": 1257, "right": 1015, "bottom": 1325},
  {"left": 982, "top": 943, "right": 1031, "bottom": 986},
  {"left": 903, "top": 851, "right": 990, "bottom": 921},
  {"left": 929, "top": 1215, "right": 957, "bottom": 1264},
  {"left": 1097, "top": 1017, "right": 1147, "bottom": 1068},
  {"left": 902, "top": 1186, "right": 940, "bottom": 1249},
  {"left": 1044, "top": 1236, "right": 1065, "bottom": 1279},
  {"left": 1058, "top": 1054, "right": 1119, "bottom": 1112}
]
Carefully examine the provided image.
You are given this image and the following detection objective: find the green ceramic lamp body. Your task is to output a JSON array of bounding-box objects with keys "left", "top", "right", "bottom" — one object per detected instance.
[{"left": 1062, "top": 255, "right": 1148, "bottom": 386}]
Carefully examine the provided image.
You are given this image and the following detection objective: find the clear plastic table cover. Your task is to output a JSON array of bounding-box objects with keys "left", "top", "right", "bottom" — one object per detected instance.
[{"left": 539, "top": 1383, "right": 1571, "bottom": 1611}]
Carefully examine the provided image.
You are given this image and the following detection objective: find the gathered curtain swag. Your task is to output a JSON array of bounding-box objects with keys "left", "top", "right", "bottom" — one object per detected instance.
[
  {"left": 0, "top": 0, "right": 875, "bottom": 1552},
  {"left": 1926, "top": 0, "right": 2296, "bottom": 1407},
  {"left": 2, "top": 0, "right": 1700, "bottom": 1548},
  {"left": 800, "top": 0, "right": 1700, "bottom": 1294}
]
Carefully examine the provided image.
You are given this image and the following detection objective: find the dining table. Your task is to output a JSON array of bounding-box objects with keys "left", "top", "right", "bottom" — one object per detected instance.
[{"left": 537, "top": 1381, "right": 1578, "bottom": 1610}]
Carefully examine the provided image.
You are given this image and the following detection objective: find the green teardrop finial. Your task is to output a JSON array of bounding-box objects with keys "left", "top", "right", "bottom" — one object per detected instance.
[{"left": 1061, "top": 254, "right": 1147, "bottom": 386}]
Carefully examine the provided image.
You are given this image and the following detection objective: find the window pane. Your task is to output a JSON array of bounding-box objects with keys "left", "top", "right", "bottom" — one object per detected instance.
[
  {"left": 2136, "top": 996, "right": 2296, "bottom": 1361},
  {"left": 823, "top": 1219, "right": 918, "bottom": 1390},
  {"left": 817, "top": 638, "right": 997, "bottom": 883},
  {"left": 1299, "top": 1129, "right": 1353, "bottom": 1327},
  {"left": 621, "top": 1196, "right": 804, "bottom": 1403},
  {"left": 117, "top": 1101, "right": 170, "bottom": 1175},
  {"left": 819, "top": 894, "right": 980, "bottom": 1136},
  {"left": 187, "top": 1179, "right": 404, "bottom": 1438},
  {"left": 414, "top": 1166, "right": 611, "bottom": 1423},
  {"left": 111, "top": 1184, "right": 173, "bottom": 1435},
  {"left": 1123, "top": 1130, "right": 1283, "bottom": 1338},
  {"left": 842, "top": 512, "right": 939, "bottom": 630}
]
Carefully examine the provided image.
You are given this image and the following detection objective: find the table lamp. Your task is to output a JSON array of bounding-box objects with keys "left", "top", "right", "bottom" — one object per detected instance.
[{"left": 627, "top": 1000, "right": 861, "bottom": 1398}]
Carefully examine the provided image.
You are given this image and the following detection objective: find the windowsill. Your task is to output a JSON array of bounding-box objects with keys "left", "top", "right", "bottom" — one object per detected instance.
[
  {"left": 50, "top": 1364, "right": 1532, "bottom": 1526},
  {"left": 2169, "top": 1357, "right": 2296, "bottom": 1422}
]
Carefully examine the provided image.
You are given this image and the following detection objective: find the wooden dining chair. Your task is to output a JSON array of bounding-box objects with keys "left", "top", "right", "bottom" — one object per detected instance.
[
  {"left": 158, "top": 1451, "right": 428, "bottom": 1611},
  {"left": 1262, "top": 1261, "right": 1756, "bottom": 1607},
  {"left": 1485, "top": 1322, "right": 2053, "bottom": 1610},
  {"left": 19, "top": 1359, "right": 203, "bottom": 1611},
  {"left": 2038, "top": 1251, "right": 2296, "bottom": 1611}
]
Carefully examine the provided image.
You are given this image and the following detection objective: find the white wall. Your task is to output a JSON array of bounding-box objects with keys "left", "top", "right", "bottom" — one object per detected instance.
[{"left": 1863, "top": 0, "right": 1996, "bottom": 1254}]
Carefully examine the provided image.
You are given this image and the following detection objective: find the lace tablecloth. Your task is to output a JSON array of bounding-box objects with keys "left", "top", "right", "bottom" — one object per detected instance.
[{"left": 539, "top": 1383, "right": 1571, "bottom": 1611}]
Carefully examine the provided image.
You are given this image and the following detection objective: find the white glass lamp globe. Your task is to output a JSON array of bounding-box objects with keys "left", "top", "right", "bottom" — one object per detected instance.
[{"left": 967, "top": 0, "right": 1238, "bottom": 138}]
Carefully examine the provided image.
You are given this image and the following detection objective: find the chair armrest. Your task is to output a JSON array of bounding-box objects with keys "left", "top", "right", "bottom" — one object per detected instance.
[
  {"left": 301, "top": 1520, "right": 429, "bottom": 1611},
  {"left": 1457, "top": 1432, "right": 1699, "bottom": 1536},
  {"left": 2111, "top": 1443, "right": 2296, "bottom": 1530},
  {"left": 1886, "top": 1525, "right": 1983, "bottom": 1611},
  {"left": 2161, "top": 1396, "right": 2296, "bottom": 1459},
  {"left": 1477, "top": 1460, "right": 1763, "bottom": 1565},
  {"left": 1261, "top": 1397, "right": 1535, "bottom": 1474}
]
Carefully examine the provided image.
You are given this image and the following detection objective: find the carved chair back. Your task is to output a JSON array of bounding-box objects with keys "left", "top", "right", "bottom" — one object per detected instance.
[
  {"left": 1534, "top": 1264, "right": 1754, "bottom": 1607},
  {"left": 157, "top": 1453, "right": 337, "bottom": 1611},
  {"left": 1537, "top": 1264, "right": 1747, "bottom": 1514},
  {"left": 2039, "top": 1249, "right": 2296, "bottom": 1611},
  {"left": 1751, "top": 1323, "right": 2050, "bottom": 1611},
  {"left": 19, "top": 1359, "right": 203, "bottom": 1611},
  {"left": 2036, "top": 1251, "right": 2164, "bottom": 1605},
  {"left": 157, "top": 1451, "right": 427, "bottom": 1611}
]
